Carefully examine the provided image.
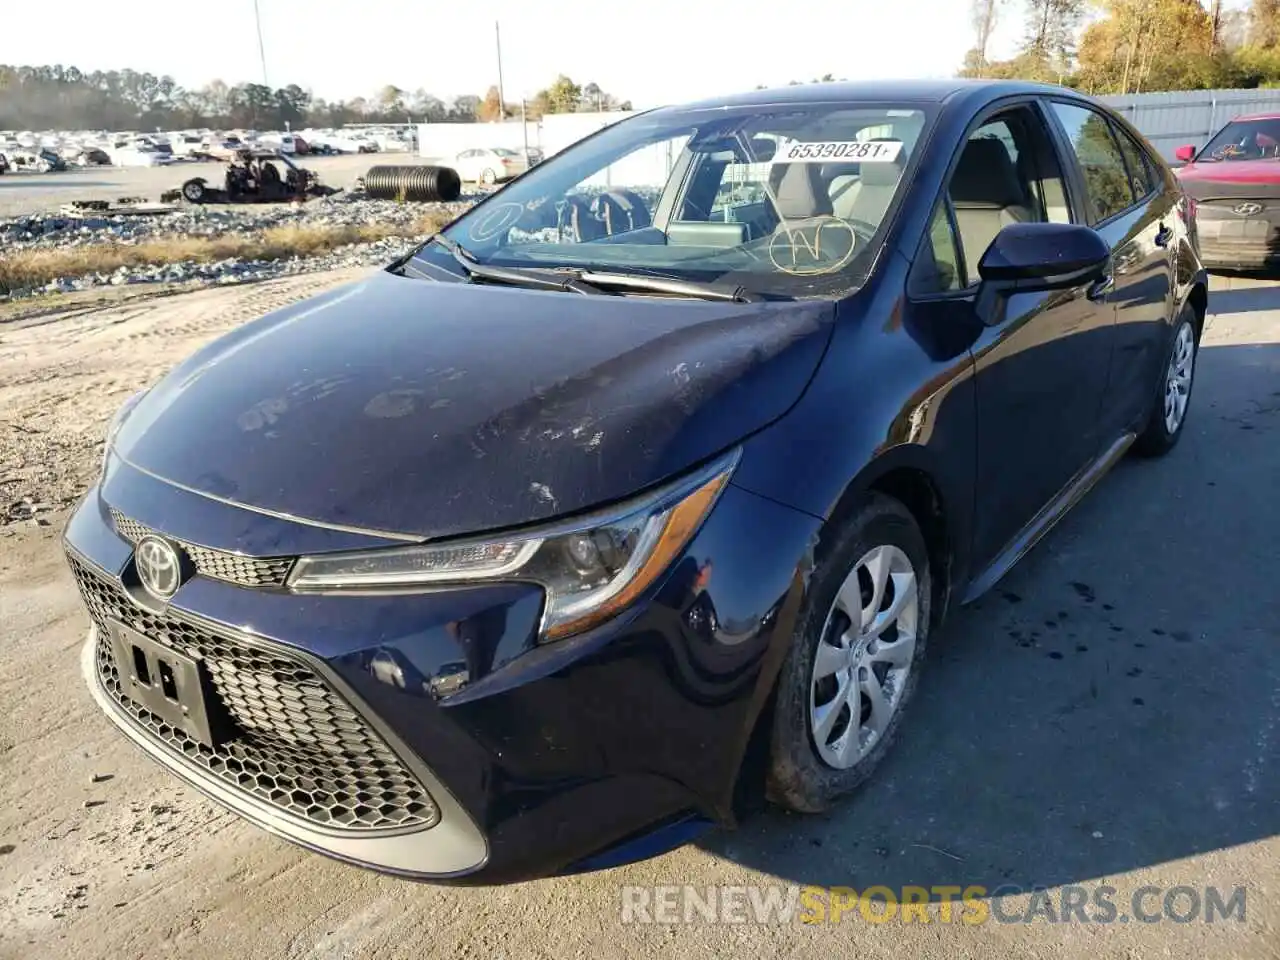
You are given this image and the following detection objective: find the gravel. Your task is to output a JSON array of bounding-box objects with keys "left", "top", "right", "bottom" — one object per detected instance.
[{"left": 0, "top": 191, "right": 481, "bottom": 298}]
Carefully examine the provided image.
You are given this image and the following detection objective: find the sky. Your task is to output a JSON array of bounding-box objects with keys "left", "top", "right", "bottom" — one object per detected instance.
[{"left": 3, "top": 0, "right": 1028, "bottom": 107}]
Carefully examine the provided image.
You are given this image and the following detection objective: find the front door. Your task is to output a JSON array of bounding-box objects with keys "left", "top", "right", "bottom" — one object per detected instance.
[{"left": 949, "top": 104, "right": 1119, "bottom": 570}]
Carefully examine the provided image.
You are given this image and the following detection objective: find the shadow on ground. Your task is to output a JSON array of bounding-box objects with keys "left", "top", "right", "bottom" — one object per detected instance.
[{"left": 696, "top": 341, "right": 1280, "bottom": 894}]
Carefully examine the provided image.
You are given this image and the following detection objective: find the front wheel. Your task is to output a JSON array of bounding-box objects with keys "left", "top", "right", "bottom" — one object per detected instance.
[
  {"left": 1132, "top": 307, "right": 1198, "bottom": 457},
  {"left": 480, "top": 167, "right": 497, "bottom": 185},
  {"left": 181, "top": 179, "right": 206, "bottom": 203},
  {"left": 768, "top": 493, "right": 931, "bottom": 813}
]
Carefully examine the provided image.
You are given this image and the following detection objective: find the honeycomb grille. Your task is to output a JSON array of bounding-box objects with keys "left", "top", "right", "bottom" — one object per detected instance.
[
  {"left": 70, "top": 554, "right": 438, "bottom": 833},
  {"left": 110, "top": 509, "right": 294, "bottom": 588}
]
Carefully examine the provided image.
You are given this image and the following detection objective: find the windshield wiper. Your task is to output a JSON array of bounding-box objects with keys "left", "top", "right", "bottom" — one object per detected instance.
[
  {"left": 428, "top": 234, "right": 601, "bottom": 295},
  {"left": 575, "top": 270, "right": 761, "bottom": 302},
  {"left": 427, "top": 235, "right": 759, "bottom": 302}
]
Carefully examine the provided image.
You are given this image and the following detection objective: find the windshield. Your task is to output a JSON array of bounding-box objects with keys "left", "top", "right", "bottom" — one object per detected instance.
[
  {"left": 1199, "top": 118, "right": 1280, "bottom": 161},
  {"left": 492, "top": 147, "right": 519, "bottom": 157},
  {"left": 411, "top": 102, "right": 931, "bottom": 298}
]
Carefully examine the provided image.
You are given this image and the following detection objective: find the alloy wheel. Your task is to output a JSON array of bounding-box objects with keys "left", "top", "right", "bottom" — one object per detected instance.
[
  {"left": 809, "top": 544, "right": 920, "bottom": 769},
  {"left": 1164, "top": 321, "right": 1196, "bottom": 435}
]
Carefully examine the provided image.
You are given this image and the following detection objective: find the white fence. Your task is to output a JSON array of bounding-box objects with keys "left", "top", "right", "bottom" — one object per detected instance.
[
  {"left": 417, "top": 111, "right": 634, "bottom": 164},
  {"left": 1097, "top": 88, "right": 1280, "bottom": 160}
]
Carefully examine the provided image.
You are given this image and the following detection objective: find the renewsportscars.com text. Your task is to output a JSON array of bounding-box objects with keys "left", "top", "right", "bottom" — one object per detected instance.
[{"left": 619, "top": 884, "right": 1248, "bottom": 926}]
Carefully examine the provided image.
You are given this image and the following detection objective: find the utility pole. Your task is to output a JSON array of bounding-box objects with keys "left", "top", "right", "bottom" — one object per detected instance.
[
  {"left": 495, "top": 21, "right": 507, "bottom": 121},
  {"left": 521, "top": 98, "right": 529, "bottom": 159},
  {"left": 253, "top": 0, "right": 270, "bottom": 88}
]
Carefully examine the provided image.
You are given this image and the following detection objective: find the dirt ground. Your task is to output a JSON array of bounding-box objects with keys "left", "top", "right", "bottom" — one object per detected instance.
[{"left": 0, "top": 271, "right": 1277, "bottom": 959}]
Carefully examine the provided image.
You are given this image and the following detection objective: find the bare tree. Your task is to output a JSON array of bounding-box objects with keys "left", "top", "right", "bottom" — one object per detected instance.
[{"left": 971, "top": 0, "right": 1004, "bottom": 75}]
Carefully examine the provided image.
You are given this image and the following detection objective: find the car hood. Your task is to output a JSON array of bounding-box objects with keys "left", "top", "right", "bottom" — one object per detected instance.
[
  {"left": 1177, "top": 159, "right": 1280, "bottom": 199},
  {"left": 113, "top": 271, "right": 834, "bottom": 539}
]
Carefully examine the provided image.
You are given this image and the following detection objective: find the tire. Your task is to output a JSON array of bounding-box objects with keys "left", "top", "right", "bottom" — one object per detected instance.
[
  {"left": 182, "top": 179, "right": 206, "bottom": 203},
  {"left": 768, "top": 493, "right": 932, "bottom": 813},
  {"left": 1132, "top": 306, "right": 1198, "bottom": 457},
  {"left": 480, "top": 167, "right": 497, "bottom": 185}
]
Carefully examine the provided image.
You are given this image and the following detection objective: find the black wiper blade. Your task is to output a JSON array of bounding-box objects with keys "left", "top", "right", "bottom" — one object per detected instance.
[
  {"left": 576, "top": 270, "right": 761, "bottom": 303},
  {"left": 427, "top": 234, "right": 600, "bottom": 295}
]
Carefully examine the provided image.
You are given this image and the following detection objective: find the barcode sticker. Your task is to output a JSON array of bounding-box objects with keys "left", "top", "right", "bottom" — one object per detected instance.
[{"left": 772, "top": 140, "right": 903, "bottom": 163}]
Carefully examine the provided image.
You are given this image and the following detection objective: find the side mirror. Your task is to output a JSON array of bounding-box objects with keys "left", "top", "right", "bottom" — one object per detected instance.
[
  {"left": 1174, "top": 144, "right": 1197, "bottom": 163},
  {"left": 978, "top": 222, "right": 1110, "bottom": 287},
  {"left": 975, "top": 222, "right": 1109, "bottom": 325}
]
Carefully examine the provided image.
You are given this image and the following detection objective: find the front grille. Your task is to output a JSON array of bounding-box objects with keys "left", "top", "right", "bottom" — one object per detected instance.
[
  {"left": 70, "top": 554, "right": 438, "bottom": 833},
  {"left": 110, "top": 509, "right": 294, "bottom": 588}
]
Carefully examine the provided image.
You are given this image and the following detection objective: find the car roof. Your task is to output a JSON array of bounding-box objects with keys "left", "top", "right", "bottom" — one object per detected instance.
[
  {"left": 1228, "top": 112, "right": 1280, "bottom": 122},
  {"left": 667, "top": 78, "right": 1077, "bottom": 112}
]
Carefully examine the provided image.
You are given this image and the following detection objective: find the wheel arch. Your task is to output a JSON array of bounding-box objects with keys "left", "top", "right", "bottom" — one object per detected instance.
[
  {"left": 1186, "top": 277, "right": 1208, "bottom": 340},
  {"left": 824, "top": 447, "right": 962, "bottom": 631}
]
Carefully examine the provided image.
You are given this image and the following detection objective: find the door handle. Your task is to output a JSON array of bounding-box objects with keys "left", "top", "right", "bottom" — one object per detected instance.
[
  {"left": 1155, "top": 222, "right": 1173, "bottom": 247},
  {"left": 1087, "top": 274, "right": 1114, "bottom": 302}
]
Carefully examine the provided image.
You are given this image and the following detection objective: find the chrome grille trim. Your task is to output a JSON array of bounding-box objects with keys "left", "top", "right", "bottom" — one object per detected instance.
[
  {"left": 69, "top": 552, "right": 439, "bottom": 835},
  {"left": 109, "top": 508, "right": 294, "bottom": 588}
]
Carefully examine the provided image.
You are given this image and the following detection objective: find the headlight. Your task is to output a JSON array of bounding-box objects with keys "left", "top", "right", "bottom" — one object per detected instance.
[
  {"left": 288, "top": 451, "right": 739, "bottom": 641},
  {"left": 103, "top": 389, "right": 148, "bottom": 471}
]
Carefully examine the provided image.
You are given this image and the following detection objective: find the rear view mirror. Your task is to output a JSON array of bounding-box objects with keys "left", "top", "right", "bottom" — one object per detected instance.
[
  {"left": 978, "top": 222, "right": 1109, "bottom": 287},
  {"left": 1174, "top": 144, "right": 1197, "bottom": 163}
]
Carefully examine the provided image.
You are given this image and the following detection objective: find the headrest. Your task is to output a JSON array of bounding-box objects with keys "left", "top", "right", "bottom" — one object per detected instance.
[
  {"left": 951, "top": 137, "right": 1027, "bottom": 208},
  {"left": 770, "top": 163, "right": 834, "bottom": 219}
]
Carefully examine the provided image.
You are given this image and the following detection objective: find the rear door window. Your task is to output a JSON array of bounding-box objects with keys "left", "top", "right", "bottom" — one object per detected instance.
[{"left": 1049, "top": 102, "right": 1136, "bottom": 223}]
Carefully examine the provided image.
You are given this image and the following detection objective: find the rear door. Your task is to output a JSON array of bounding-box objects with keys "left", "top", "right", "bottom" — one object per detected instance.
[{"left": 1045, "top": 100, "right": 1175, "bottom": 441}]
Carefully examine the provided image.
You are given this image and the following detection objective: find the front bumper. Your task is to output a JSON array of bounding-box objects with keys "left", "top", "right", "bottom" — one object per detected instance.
[{"left": 66, "top": 456, "right": 820, "bottom": 882}]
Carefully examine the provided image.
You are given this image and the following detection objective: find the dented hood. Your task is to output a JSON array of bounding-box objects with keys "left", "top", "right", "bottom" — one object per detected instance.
[{"left": 112, "top": 271, "right": 833, "bottom": 539}]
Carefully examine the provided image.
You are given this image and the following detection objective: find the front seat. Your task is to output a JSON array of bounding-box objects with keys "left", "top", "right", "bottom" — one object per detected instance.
[
  {"left": 949, "top": 138, "right": 1034, "bottom": 268},
  {"left": 844, "top": 155, "right": 904, "bottom": 225},
  {"left": 769, "top": 162, "right": 834, "bottom": 221}
]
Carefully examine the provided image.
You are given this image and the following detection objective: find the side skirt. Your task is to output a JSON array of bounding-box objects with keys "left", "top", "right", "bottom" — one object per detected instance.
[{"left": 961, "top": 432, "right": 1136, "bottom": 605}]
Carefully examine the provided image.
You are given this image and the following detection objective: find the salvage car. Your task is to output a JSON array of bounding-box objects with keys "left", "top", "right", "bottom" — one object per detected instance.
[
  {"left": 1, "top": 146, "right": 67, "bottom": 172},
  {"left": 1175, "top": 112, "right": 1280, "bottom": 269},
  {"left": 168, "top": 149, "right": 337, "bottom": 204},
  {"left": 66, "top": 79, "right": 1206, "bottom": 884}
]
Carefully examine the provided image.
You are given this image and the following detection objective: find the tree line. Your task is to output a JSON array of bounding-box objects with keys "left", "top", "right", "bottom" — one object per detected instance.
[
  {"left": 965, "top": 0, "right": 1280, "bottom": 94},
  {"left": 0, "top": 65, "right": 631, "bottom": 131}
]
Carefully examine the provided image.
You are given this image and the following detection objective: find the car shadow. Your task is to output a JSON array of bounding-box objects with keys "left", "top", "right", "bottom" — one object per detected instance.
[
  {"left": 695, "top": 340, "right": 1280, "bottom": 895},
  {"left": 1206, "top": 276, "right": 1280, "bottom": 315}
]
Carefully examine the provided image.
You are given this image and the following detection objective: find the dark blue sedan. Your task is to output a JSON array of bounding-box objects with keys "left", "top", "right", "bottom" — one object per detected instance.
[{"left": 65, "top": 79, "right": 1207, "bottom": 883}]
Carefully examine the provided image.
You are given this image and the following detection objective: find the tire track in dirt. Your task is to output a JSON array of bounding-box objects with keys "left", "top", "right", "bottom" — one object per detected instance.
[{"left": 0, "top": 268, "right": 369, "bottom": 528}]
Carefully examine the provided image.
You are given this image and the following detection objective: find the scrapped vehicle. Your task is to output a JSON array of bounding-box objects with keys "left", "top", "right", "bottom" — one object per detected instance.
[
  {"left": 169, "top": 149, "right": 337, "bottom": 204},
  {"left": 68, "top": 79, "right": 1206, "bottom": 884},
  {"left": 452, "top": 146, "right": 529, "bottom": 184},
  {"left": 1175, "top": 113, "right": 1280, "bottom": 269},
  {"left": 72, "top": 147, "right": 112, "bottom": 167},
  {"left": 2, "top": 146, "right": 67, "bottom": 172}
]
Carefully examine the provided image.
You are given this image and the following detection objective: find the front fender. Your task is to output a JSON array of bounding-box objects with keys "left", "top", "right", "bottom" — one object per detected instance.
[{"left": 731, "top": 261, "right": 979, "bottom": 593}]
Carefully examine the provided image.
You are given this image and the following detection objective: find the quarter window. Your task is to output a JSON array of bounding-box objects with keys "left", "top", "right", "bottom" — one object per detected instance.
[
  {"left": 912, "top": 202, "right": 964, "bottom": 293},
  {"left": 1114, "top": 126, "right": 1156, "bottom": 199},
  {"left": 1050, "top": 102, "right": 1136, "bottom": 222}
]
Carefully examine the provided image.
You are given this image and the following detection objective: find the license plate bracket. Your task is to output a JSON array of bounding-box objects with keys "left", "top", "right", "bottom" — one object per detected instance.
[{"left": 108, "top": 621, "right": 231, "bottom": 748}]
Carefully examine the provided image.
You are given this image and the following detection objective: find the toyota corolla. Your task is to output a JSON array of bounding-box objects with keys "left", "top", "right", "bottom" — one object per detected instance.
[{"left": 65, "top": 79, "right": 1207, "bottom": 883}]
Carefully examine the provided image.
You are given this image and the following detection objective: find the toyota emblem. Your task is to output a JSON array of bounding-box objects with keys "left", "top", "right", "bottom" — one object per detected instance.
[
  {"left": 1233, "top": 201, "right": 1264, "bottom": 216},
  {"left": 135, "top": 536, "right": 184, "bottom": 600}
]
